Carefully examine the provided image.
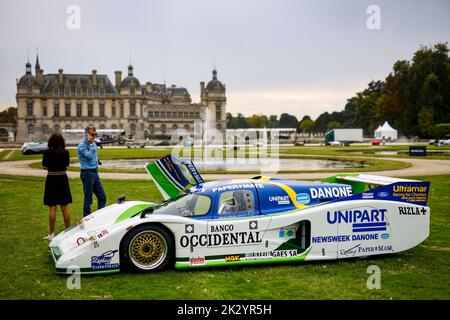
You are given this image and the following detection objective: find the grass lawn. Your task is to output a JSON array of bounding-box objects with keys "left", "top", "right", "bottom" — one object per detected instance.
[{"left": 0, "top": 173, "right": 449, "bottom": 300}]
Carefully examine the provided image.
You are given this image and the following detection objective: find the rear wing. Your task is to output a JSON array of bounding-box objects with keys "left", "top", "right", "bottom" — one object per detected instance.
[
  {"left": 145, "top": 154, "right": 204, "bottom": 200},
  {"left": 323, "top": 173, "right": 430, "bottom": 206}
]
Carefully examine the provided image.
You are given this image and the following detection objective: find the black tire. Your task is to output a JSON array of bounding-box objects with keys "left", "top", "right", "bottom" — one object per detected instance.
[{"left": 120, "top": 224, "right": 174, "bottom": 273}]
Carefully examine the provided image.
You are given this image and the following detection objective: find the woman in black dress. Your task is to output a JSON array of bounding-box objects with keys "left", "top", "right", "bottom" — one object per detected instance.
[{"left": 42, "top": 133, "right": 72, "bottom": 240}]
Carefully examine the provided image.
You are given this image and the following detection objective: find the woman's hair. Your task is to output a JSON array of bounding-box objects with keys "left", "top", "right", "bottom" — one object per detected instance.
[{"left": 47, "top": 133, "right": 66, "bottom": 154}]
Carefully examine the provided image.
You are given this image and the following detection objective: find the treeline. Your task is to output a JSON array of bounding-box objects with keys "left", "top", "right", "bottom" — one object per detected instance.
[
  {"left": 227, "top": 43, "right": 450, "bottom": 138},
  {"left": 0, "top": 107, "right": 16, "bottom": 123}
]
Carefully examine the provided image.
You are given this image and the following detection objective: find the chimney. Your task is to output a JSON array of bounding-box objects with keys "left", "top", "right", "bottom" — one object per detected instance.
[
  {"left": 58, "top": 69, "right": 63, "bottom": 83},
  {"left": 115, "top": 70, "right": 122, "bottom": 88},
  {"left": 36, "top": 69, "right": 44, "bottom": 86},
  {"left": 92, "top": 69, "right": 97, "bottom": 86},
  {"left": 200, "top": 81, "right": 205, "bottom": 96}
]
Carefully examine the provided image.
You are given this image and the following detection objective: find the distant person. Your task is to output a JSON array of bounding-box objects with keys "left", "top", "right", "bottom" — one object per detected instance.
[
  {"left": 42, "top": 133, "right": 71, "bottom": 240},
  {"left": 77, "top": 125, "right": 106, "bottom": 216}
]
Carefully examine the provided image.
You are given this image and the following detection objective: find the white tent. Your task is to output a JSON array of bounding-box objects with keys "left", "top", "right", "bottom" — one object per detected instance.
[{"left": 374, "top": 121, "right": 398, "bottom": 140}]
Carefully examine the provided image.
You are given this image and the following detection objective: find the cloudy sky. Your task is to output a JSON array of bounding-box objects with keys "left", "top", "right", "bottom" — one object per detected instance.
[{"left": 0, "top": 0, "right": 449, "bottom": 119}]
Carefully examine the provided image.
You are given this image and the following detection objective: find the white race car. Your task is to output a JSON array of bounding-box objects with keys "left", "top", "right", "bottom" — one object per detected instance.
[{"left": 49, "top": 155, "right": 430, "bottom": 274}]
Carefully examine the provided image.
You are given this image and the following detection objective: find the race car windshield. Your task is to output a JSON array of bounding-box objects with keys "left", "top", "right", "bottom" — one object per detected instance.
[{"left": 153, "top": 193, "right": 211, "bottom": 217}]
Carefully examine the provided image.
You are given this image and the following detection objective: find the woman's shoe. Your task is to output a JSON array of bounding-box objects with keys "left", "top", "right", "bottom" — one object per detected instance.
[{"left": 43, "top": 234, "right": 54, "bottom": 240}]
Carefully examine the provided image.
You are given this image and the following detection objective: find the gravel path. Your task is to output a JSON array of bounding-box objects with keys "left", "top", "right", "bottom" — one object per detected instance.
[{"left": 1, "top": 157, "right": 449, "bottom": 180}]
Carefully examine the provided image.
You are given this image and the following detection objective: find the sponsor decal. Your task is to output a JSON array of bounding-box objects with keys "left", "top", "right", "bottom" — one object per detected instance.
[
  {"left": 378, "top": 192, "right": 389, "bottom": 198},
  {"left": 327, "top": 208, "right": 388, "bottom": 232},
  {"left": 185, "top": 224, "right": 195, "bottom": 234},
  {"left": 271, "top": 249, "right": 298, "bottom": 258},
  {"left": 312, "top": 233, "right": 379, "bottom": 243},
  {"left": 249, "top": 220, "right": 258, "bottom": 230},
  {"left": 309, "top": 186, "right": 353, "bottom": 199},
  {"left": 339, "top": 244, "right": 393, "bottom": 257},
  {"left": 91, "top": 250, "right": 119, "bottom": 270},
  {"left": 279, "top": 226, "right": 296, "bottom": 238},
  {"left": 189, "top": 257, "right": 205, "bottom": 265},
  {"left": 399, "top": 206, "right": 426, "bottom": 215},
  {"left": 97, "top": 229, "right": 108, "bottom": 239},
  {"left": 362, "top": 193, "right": 374, "bottom": 199},
  {"left": 210, "top": 224, "right": 234, "bottom": 233},
  {"left": 245, "top": 250, "right": 298, "bottom": 260},
  {"left": 92, "top": 241, "right": 99, "bottom": 249},
  {"left": 76, "top": 237, "right": 86, "bottom": 245},
  {"left": 381, "top": 233, "right": 390, "bottom": 239},
  {"left": 224, "top": 255, "right": 241, "bottom": 262},
  {"left": 180, "top": 231, "right": 262, "bottom": 248},
  {"left": 269, "top": 195, "right": 290, "bottom": 205},
  {"left": 392, "top": 184, "right": 429, "bottom": 205},
  {"left": 211, "top": 183, "right": 264, "bottom": 193},
  {"left": 295, "top": 193, "right": 311, "bottom": 204}
]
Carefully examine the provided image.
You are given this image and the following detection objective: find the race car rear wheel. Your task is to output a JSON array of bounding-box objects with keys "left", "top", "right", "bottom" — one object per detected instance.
[{"left": 121, "top": 225, "right": 174, "bottom": 272}]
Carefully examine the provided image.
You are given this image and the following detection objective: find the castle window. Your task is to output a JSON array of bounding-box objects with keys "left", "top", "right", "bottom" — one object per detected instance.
[
  {"left": 53, "top": 103, "right": 60, "bottom": 117},
  {"left": 167, "top": 111, "right": 172, "bottom": 117},
  {"left": 216, "top": 105, "right": 221, "bottom": 120},
  {"left": 65, "top": 104, "right": 71, "bottom": 117},
  {"left": 130, "top": 102, "right": 136, "bottom": 116},
  {"left": 149, "top": 124, "right": 154, "bottom": 133},
  {"left": 112, "top": 106, "right": 116, "bottom": 117},
  {"left": 27, "top": 86, "right": 32, "bottom": 95},
  {"left": 120, "top": 104, "right": 124, "bottom": 117},
  {"left": 130, "top": 87, "right": 135, "bottom": 96},
  {"left": 59, "top": 88, "right": 64, "bottom": 97},
  {"left": 76, "top": 88, "right": 81, "bottom": 96},
  {"left": 88, "top": 104, "right": 93, "bottom": 117},
  {"left": 42, "top": 125, "right": 49, "bottom": 133},
  {"left": 161, "top": 124, "right": 167, "bottom": 134},
  {"left": 99, "top": 88, "right": 105, "bottom": 96},
  {"left": 178, "top": 112, "right": 183, "bottom": 118},
  {"left": 148, "top": 111, "right": 154, "bottom": 118},
  {"left": 183, "top": 112, "right": 188, "bottom": 118},
  {"left": 99, "top": 124, "right": 106, "bottom": 129},
  {"left": 100, "top": 104, "right": 105, "bottom": 117},
  {"left": 155, "top": 111, "right": 160, "bottom": 117},
  {"left": 54, "top": 125, "right": 61, "bottom": 133},
  {"left": 53, "top": 87, "right": 58, "bottom": 96},
  {"left": 195, "top": 112, "right": 200, "bottom": 118},
  {"left": 189, "top": 112, "right": 194, "bottom": 118},
  {"left": 27, "top": 102, "right": 33, "bottom": 116},
  {"left": 130, "top": 124, "right": 136, "bottom": 134},
  {"left": 76, "top": 104, "right": 82, "bottom": 117},
  {"left": 65, "top": 124, "right": 71, "bottom": 130},
  {"left": 161, "top": 111, "right": 166, "bottom": 118},
  {"left": 43, "top": 106, "right": 47, "bottom": 117},
  {"left": 111, "top": 124, "right": 117, "bottom": 129},
  {"left": 27, "top": 124, "right": 34, "bottom": 134},
  {"left": 184, "top": 124, "right": 190, "bottom": 131},
  {"left": 65, "top": 88, "right": 70, "bottom": 96}
]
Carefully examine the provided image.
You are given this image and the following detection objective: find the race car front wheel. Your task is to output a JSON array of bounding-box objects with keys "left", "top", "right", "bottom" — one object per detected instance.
[{"left": 121, "top": 225, "right": 174, "bottom": 272}]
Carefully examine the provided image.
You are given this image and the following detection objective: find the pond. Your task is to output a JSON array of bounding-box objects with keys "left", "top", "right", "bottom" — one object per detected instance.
[
  {"left": 74, "top": 158, "right": 369, "bottom": 172},
  {"left": 351, "top": 150, "right": 450, "bottom": 156}
]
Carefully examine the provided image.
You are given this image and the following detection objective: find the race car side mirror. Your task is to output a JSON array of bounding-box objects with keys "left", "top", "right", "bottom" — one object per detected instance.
[
  {"left": 117, "top": 194, "right": 126, "bottom": 204},
  {"left": 140, "top": 206, "right": 154, "bottom": 218}
]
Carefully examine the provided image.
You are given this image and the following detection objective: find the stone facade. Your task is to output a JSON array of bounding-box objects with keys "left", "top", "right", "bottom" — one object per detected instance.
[{"left": 15, "top": 56, "right": 226, "bottom": 142}]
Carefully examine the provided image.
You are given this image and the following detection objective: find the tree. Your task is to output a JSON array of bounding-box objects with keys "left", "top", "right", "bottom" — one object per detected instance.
[
  {"left": 0, "top": 107, "right": 17, "bottom": 123},
  {"left": 327, "top": 121, "right": 341, "bottom": 130},
  {"left": 299, "top": 119, "right": 314, "bottom": 133},
  {"left": 279, "top": 113, "right": 298, "bottom": 128},
  {"left": 417, "top": 106, "right": 435, "bottom": 138},
  {"left": 268, "top": 115, "right": 279, "bottom": 128}
]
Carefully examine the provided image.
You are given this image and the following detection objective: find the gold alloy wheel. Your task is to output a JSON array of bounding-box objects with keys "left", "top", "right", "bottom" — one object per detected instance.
[{"left": 128, "top": 230, "right": 168, "bottom": 270}]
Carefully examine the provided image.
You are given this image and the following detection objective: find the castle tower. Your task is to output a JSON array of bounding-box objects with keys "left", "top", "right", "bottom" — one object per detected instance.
[{"left": 200, "top": 68, "right": 226, "bottom": 132}]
